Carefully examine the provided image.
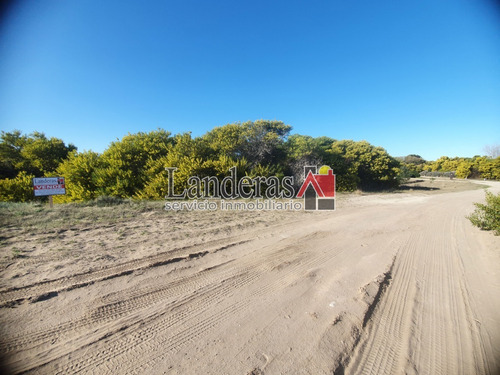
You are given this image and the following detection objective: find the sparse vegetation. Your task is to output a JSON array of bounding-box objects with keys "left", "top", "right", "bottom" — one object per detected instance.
[
  {"left": 0, "top": 199, "right": 165, "bottom": 233},
  {"left": 467, "top": 191, "right": 500, "bottom": 235}
]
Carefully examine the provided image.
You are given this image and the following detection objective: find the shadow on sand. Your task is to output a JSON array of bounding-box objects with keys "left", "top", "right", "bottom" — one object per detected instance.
[{"left": 398, "top": 185, "right": 440, "bottom": 191}]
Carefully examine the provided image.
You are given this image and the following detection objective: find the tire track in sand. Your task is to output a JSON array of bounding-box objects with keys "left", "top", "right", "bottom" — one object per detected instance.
[
  {"left": 346, "top": 195, "right": 494, "bottom": 375},
  {"left": 6, "top": 228, "right": 346, "bottom": 374},
  {"left": 54, "top": 240, "right": 341, "bottom": 374}
]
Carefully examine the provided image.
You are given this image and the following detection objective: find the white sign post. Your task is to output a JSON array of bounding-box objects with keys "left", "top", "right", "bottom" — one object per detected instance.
[{"left": 33, "top": 177, "right": 66, "bottom": 208}]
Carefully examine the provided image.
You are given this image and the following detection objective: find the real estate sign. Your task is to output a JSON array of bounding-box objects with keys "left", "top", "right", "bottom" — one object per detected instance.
[{"left": 33, "top": 177, "right": 66, "bottom": 197}]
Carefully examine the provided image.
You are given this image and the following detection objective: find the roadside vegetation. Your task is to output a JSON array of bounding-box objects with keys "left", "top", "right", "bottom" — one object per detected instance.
[
  {"left": 0, "top": 198, "right": 164, "bottom": 234},
  {"left": 0, "top": 121, "right": 401, "bottom": 202},
  {"left": 1, "top": 121, "right": 499, "bottom": 202},
  {"left": 397, "top": 154, "right": 500, "bottom": 180},
  {"left": 467, "top": 191, "right": 500, "bottom": 235}
]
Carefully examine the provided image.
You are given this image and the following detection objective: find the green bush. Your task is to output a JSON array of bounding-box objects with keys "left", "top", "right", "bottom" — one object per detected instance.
[
  {"left": 54, "top": 150, "right": 102, "bottom": 202},
  {"left": 0, "top": 171, "right": 36, "bottom": 202},
  {"left": 0, "top": 130, "right": 76, "bottom": 179},
  {"left": 467, "top": 191, "right": 500, "bottom": 235}
]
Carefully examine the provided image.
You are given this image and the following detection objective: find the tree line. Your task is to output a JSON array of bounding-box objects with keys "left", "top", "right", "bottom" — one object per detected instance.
[
  {"left": 0, "top": 120, "right": 498, "bottom": 202},
  {"left": 397, "top": 154, "right": 500, "bottom": 180}
]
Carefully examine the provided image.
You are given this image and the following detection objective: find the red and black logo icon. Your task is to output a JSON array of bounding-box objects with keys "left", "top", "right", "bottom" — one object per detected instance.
[{"left": 297, "top": 166, "right": 335, "bottom": 211}]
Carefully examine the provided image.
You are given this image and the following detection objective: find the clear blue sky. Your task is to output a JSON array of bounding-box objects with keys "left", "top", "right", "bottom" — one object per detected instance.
[{"left": 1, "top": 0, "right": 499, "bottom": 161}]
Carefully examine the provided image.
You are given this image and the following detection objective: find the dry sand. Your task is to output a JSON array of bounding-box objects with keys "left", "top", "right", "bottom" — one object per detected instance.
[{"left": 0, "top": 178, "right": 499, "bottom": 374}]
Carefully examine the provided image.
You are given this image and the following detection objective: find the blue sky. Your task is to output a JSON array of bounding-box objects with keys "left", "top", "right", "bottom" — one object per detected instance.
[{"left": 0, "top": 0, "right": 499, "bottom": 161}]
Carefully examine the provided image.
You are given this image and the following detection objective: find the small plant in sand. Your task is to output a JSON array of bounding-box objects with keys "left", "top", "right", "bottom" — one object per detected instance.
[
  {"left": 11, "top": 248, "right": 23, "bottom": 258},
  {"left": 467, "top": 191, "right": 500, "bottom": 235}
]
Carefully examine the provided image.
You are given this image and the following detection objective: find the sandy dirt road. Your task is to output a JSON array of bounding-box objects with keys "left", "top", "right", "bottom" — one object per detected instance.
[{"left": 0, "top": 181, "right": 499, "bottom": 374}]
